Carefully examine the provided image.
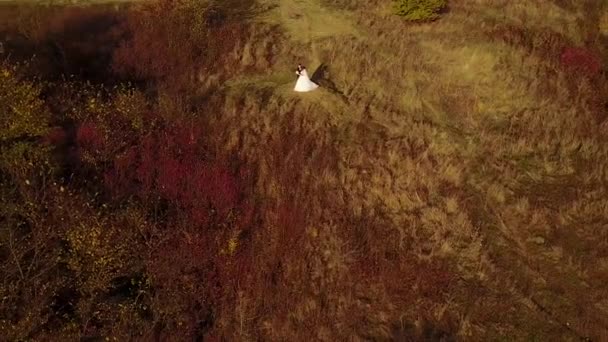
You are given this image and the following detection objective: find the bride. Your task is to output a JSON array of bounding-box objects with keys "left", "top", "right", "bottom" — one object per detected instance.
[{"left": 294, "top": 64, "right": 319, "bottom": 92}]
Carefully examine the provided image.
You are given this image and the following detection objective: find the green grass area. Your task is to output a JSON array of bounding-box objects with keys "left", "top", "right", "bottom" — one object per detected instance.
[{"left": 257, "top": 0, "right": 358, "bottom": 43}]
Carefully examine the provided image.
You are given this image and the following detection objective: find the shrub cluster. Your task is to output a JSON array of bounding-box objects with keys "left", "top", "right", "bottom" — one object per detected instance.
[
  {"left": 0, "top": 1, "right": 257, "bottom": 339},
  {"left": 560, "top": 46, "right": 603, "bottom": 77}
]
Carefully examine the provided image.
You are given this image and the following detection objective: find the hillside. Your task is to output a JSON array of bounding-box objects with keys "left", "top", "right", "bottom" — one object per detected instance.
[{"left": 1, "top": 0, "right": 607, "bottom": 340}]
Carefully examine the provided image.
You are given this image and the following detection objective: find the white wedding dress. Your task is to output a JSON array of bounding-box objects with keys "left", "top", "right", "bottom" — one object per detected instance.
[{"left": 294, "top": 69, "right": 319, "bottom": 92}]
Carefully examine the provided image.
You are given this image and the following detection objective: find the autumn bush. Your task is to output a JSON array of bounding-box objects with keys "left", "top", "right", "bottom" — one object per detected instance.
[
  {"left": 560, "top": 46, "right": 603, "bottom": 77},
  {"left": 0, "top": 62, "right": 53, "bottom": 187},
  {"left": 0, "top": 82, "right": 252, "bottom": 341},
  {"left": 102, "top": 119, "right": 251, "bottom": 227},
  {"left": 0, "top": 7, "right": 256, "bottom": 336}
]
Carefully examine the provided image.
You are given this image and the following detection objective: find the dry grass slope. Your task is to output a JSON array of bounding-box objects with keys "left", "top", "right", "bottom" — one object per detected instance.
[{"left": 201, "top": 0, "right": 608, "bottom": 340}]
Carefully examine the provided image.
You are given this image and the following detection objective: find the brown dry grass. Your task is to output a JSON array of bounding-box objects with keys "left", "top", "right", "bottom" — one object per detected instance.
[{"left": 197, "top": 0, "right": 608, "bottom": 340}]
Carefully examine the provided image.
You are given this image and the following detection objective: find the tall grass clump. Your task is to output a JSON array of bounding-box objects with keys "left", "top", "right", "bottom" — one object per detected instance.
[{"left": 393, "top": 0, "right": 447, "bottom": 21}]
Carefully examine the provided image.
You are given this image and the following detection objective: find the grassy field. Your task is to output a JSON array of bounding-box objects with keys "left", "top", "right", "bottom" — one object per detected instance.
[
  {"left": 206, "top": 0, "right": 608, "bottom": 339},
  {"left": 1, "top": 0, "right": 607, "bottom": 340}
]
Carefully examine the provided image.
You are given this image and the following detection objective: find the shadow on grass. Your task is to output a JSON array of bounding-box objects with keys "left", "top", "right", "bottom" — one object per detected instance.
[
  {"left": 0, "top": 3, "right": 130, "bottom": 84},
  {"left": 311, "top": 62, "right": 348, "bottom": 103}
]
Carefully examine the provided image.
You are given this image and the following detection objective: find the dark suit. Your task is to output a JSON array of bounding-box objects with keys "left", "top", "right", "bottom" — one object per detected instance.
[{"left": 296, "top": 65, "right": 304, "bottom": 78}]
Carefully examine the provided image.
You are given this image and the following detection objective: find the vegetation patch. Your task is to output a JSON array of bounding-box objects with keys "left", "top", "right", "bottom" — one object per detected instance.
[{"left": 393, "top": 0, "right": 447, "bottom": 21}]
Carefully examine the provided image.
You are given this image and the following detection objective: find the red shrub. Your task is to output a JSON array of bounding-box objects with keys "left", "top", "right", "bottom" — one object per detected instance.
[
  {"left": 112, "top": 147, "right": 139, "bottom": 195},
  {"left": 157, "top": 155, "right": 185, "bottom": 201},
  {"left": 561, "top": 47, "right": 603, "bottom": 77},
  {"left": 103, "top": 120, "right": 248, "bottom": 227},
  {"left": 236, "top": 200, "right": 255, "bottom": 229},
  {"left": 135, "top": 134, "right": 157, "bottom": 195},
  {"left": 198, "top": 165, "right": 239, "bottom": 216},
  {"left": 145, "top": 230, "right": 216, "bottom": 339},
  {"left": 76, "top": 122, "right": 104, "bottom": 151}
]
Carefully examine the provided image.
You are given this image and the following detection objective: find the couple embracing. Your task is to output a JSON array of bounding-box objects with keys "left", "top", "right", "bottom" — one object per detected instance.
[{"left": 294, "top": 63, "right": 319, "bottom": 92}]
